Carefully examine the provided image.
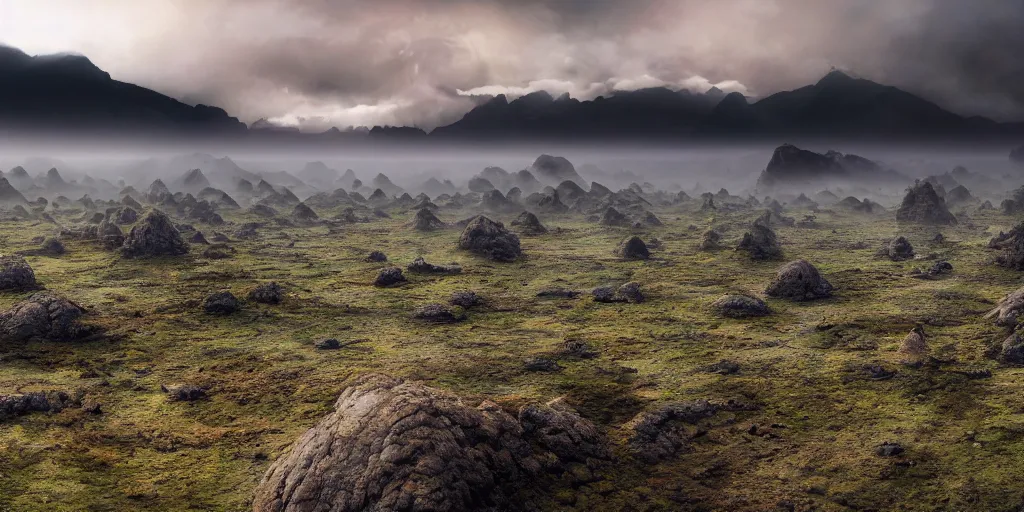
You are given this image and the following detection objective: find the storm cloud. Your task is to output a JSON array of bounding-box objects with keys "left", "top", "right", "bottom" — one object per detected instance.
[{"left": 1, "top": 0, "right": 1021, "bottom": 130}]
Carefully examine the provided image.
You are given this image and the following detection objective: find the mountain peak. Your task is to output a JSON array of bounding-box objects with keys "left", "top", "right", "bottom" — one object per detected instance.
[{"left": 815, "top": 69, "right": 858, "bottom": 87}]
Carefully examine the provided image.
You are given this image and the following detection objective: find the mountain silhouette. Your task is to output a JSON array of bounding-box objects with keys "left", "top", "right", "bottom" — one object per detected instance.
[
  {"left": 0, "top": 45, "right": 246, "bottom": 135},
  {"left": 0, "top": 44, "right": 1019, "bottom": 141}
]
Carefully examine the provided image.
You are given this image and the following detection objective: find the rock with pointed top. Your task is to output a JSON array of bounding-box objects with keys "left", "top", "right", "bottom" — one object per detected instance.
[{"left": 121, "top": 209, "right": 189, "bottom": 258}]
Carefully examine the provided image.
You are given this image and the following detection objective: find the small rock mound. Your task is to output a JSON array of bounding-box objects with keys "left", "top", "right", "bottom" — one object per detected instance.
[
  {"left": 1000, "top": 333, "right": 1024, "bottom": 364},
  {"left": 698, "top": 228, "right": 722, "bottom": 250},
  {"left": 373, "top": 267, "right": 407, "bottom": 287},
  {"left": 510, "top": 211, "right": 547, "bottom": 235},
  {"left": 121, "top": 209, "right": 189, "bottom": 258},
  {"left": 887, "top": 236, "right": 915, "bottom": 261},
  {"left": 616, "top": 236, "right": 650, "bottom": 260},
  {"left": 593, "top": 282, "right": 645, "bottom": 303},
  {"left": 413, "top": 303, "right": 466, "bottom": 323},
  {"left": 898, "top": 326, "right": 929, "bottom": 363},
  {"left": 711, "top": 294, "right": 771, "bottom": 318},
  {"left": 985, "top": 286, "right": 1024, "bottom": 327},
  {"left": 896, "top": 181, "right": 957, "bottom": 225},
  {"left": 450, "top": 290, "right": 481, "bottom": 308},
  {"left": 411, "top": 207, "right": 445, "bottom": 231},
  {"left": 0, "top": 292, "right": 91, "bottom": 341},
  {"left": 292, "top": 203, "right": 319, "bottom": 221},
  {"left": 249, "top": 282, "right": 283, "bottom": 304},
  {"left": 407, "top": 256, "right": 462, "bottom": 275},
  {"left": 0, "top": 391, "right": 78, "bottom": 421},
  {"left": 189, "top": 231, "right": 209, "bottom": 244},
  {"left": 991, "top": 223, "right": 1024, "bottom": 270},
  {"left": 457, "top": 216, "right": 522, "bottom": 262},
  {"left": 365, "top": 250, "right": 387, "bottom": 262},
  {"left": 736, "top": 220, "right": 783, "bottom": 260},
  {"left": 162, "top": 384, "right": 206, "bottom": 402},
  {"left": 203, "top": 291, "right": 241, "bottom": 315},
  {"left": 599, "top": 206, "right": 630, "bottom": 227},
  {"left": 625, "top": 400, "right": 717, "bottom": 463},
  {"left": 38, "top": 237, "right": 66, "bottom": 256},
  {"left": 252, "top": 374, "right": 542, "bottom": 512},
  {"left": 765, "top": 260, "right": 833, "bottom": 301},
  {"left": 0, "top": 255, "right": 39, "bottom": 291}
]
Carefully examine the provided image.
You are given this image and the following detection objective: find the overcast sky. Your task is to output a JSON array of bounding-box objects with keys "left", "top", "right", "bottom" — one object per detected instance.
[{"left": 1, "top": 0, "right": 1021, "bottom": 131}]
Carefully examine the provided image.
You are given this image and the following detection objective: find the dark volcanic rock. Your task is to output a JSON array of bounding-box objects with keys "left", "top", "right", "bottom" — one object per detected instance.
[
  {"left": 537, "top": 191, "right": 569, "bottom": 213},
  {"left": 992, "top": 223, "right": 1024, "bottom": 270},
  {"left": 625, "top": 400, "right": 717, "bottom": 463},
  {"left": 887, "top": 236, "right": 915, "bottom": 261},
  {"left": 413, "top": 303, "right": 466, "bottom": 323},
  {"left": 510, "top": 211, "right": 547, "bottom": 235},
  {"left": 162, "top": 384, "right": 206, "bottom": 402},
  {"left": 616, "top": 236, "right": 650, "bottom": 260},
  {"left": 711, "top": 294, "right": 771, "bottom": 318},
  {"left": 38, "top": 237, "right": 66, "bottom": 256},
  {"left": 373, "top": 267, "right": 407, "bottom": 287},
  {"left": 407, "top": 257, "right": 462, "bottom": 275},
  {"left": 252, "top": 374, "right": 544, "bottom": 512},
  {"left": 593, "top": 282, "right": 645, "bottom": 303},
  {"left": 292, "top": 203, "right": 319, "bottom": 221},
  {"left": 121, "top": 209, "right": 189, "bottom": 258},
  {"left": 698, "top": 228, "right": 723, "bottom": 250},
  {"left": 0, "top": 255, "right": 39, "bottom": 291},
  {"left": 189, "top": 231, "right": 209, "bottom": 244},
  {"left": 599, "top": 206, "right": 630, "bottom": 227},
  {"left": 112, "top": 206, "right": 139, "bottom": 225},
  {"left": 458, "top": 216, "right": 521, "bottom": 262},
  {"left": 765, "top": 260, "right": 833, "bottom": 301},
  {"left": 896, "top": 182, "right": 957, "bottom": 225},
  {"left": 986, "top": 286, "right": 1024, "bottom": 327},
  {"left": 0, "top": 390, "right": 77, "bottom": 420},
  {"left": 449, "top": 290, "right": 481, "bottom": 308},
  {"left": 410, "top": 207, "right": 445, "bottom": 231},
  {"left": 203, "top": 291, "right": 241, "bottom": 315},
  {"left": 0, "top": 291, "right": 91, "bottom": 342},
  {"left": 736, "top": 220, "right": 783, "bottom": 260},
  {"left": 1000, "top": 333, "right": 1024, "bottom": 364},
  {"left": 249, "top": 282, "right": 283, "bottom": 304},
  {"left": 365, "top": 251, "right": 388, "bottom": 262}
]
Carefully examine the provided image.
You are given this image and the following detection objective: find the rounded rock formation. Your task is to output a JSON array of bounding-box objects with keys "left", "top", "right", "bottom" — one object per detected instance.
[
  {"left": 616, "top": 236, "right": 650, "bottom": 260},
  {"left": 0, "top": 291, "right": 91, "bottom": 342},
  {"left": 457, "top": 216, "right": 521, "bottom": 262},
  {"left": 251, "top": 374, "right": 537, "bottom": 512},
  {"left": 0, "top": 255, "right": 39, "bottom": 291},
  {"left": 765, "top": 260, "right": 833, "bottom": 301},
  {"left": 711, "top": 294, "right": 771, "bottom": 318},
  {"left": 887, "top": 236, "right": 915, "bottom": 261},
  {"left": 121, "top": 209, "right": 189, "bottom": 258}
]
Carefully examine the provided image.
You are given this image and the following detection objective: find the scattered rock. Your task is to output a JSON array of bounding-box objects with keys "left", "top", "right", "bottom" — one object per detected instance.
[
  {"left": 898, "top": 326, "right": 929, "bottom": 363},
  {"left": 413, "top": 303, "right": 466, "bottom": 323},
  {"left": 698, "top": 229, "right": 723, "bottom": 250},
  {"left": 407, "top": 256, "right": 462, "bottom": 275},
  {"left": 599, "top": 207, "right": 630, "bottom": 227},
  {"left": 896, "top": 181, "right": 957, "bottom": 225},
  {"left": 765, "top": 260, "right": 833, "bottom": 301},
  {"left": 625, "top": 400, "right": 717, "bottom": 463},
  {"left": 450, "top": 290, "right": 481, "bottom": 308},
  {"left": 162, "top": 384, "right": 206, "bottom": 402},
  {"left": 201, "top": 243, "right": 235, "bottom": 259},
  {"left": 705, "top": 360, "right": 741, "bottom": 375},
  {"left": 0, "top": 391, "right": 77, "bottom": 421},
  {"left": 0, "top": 255, "right": 38, "bottom": 291},
  {"left": 410, "top": 207, "right": 445, "bottom": 231},
  {"left": 314, "top": 338, "right": 341, "bottom": 350},
  {"left": 373, "top": 267, "right": 407, "bottom": 287},
  {"left": 711, "top": 294, "right": 771, "bottom": 318},
  {"left": 292, "top": 203, "right": 319, "bottom": 221},
  {"left": 510, "top": 211, "right": 548, "bottom": 235},
  {"left": 189, "top": 231, "right": 209, "bottom": 244},
  {"left": 249, "top": 282, "right": 283, "bottom": 304},
  {"left": 121, "top": 209, "right": 189, "bottom": 258},
  {"left": 616, "top": 236, "right": 650, "bottom": 260},
  {"left": 876, "top": 442, "right": 904, "bottom": 457},
  {"left": 524, "top": 357, "right": 561, "bottom": 372},
  {"left": 736, "top": 217, "right": 783, "bottom": 260},
  {"left": 38, "top": 237, "right": 66, "bottom": 256},
  {"left": 458, "top": 216, "right": 522, "bottom": 262},
  {"left": 0, "top": 292, "right": 91, "bottom": 342},
  {"left": 365, "top": 250, "right": 387, "bottom": 262},
  {"left": 985, "top": 286, "right": 1024, "bottom": 327},
  {"left": 991, "top": 223, "right": 1024, "bottom": 270},
  {"left": 887, "top": 236, "right": 915, "bottom": 261},
  {"left": 203, "top": 291, "right": 241, "bottom": 315}
]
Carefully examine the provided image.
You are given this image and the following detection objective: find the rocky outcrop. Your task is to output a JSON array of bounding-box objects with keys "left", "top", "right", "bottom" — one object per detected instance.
[
  {"left": 121, "top": 209, "right": 189, "bottom": 258},
  {"left": 896, "top": 182, "right": 957, "bottom": 225},
  {"left": 765, "top": 260, "right": 833, "bottom": 301},
  {"left": 458, "top": 216, "right": 521, "bottom": 262}
]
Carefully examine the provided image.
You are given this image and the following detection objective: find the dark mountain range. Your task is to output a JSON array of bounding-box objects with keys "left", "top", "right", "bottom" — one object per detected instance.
[
  {"left": 0, "top": 45, "right": 246, "bottom": 135},
  {"left": 0, "top": 44, "right": 1020, "bottom": 142}
]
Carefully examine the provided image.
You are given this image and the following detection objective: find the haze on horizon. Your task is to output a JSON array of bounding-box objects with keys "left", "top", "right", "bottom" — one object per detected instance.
[{"left": 1, "top": 0, "right": 1022, "bottom": 132}]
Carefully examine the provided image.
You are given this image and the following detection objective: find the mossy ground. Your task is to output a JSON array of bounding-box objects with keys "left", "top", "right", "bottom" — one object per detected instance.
[{"left": 2, "top": 202, "right": 1023, "bottom": 511}]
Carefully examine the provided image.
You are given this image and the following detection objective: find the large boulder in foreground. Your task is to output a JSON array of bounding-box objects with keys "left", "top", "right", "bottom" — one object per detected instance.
[
  {"left": 986, "top": 285, "right": 1024, "bottom": 327},
  {"left": 252, "top": 374, "right": 607, "bottom": 512},
  {"left": 895, "top": 182, "right": 957, "bottom": 225},
  {"left": 765, "top": 260, "right": 833, "bottom": 301},
  {"left": 0, "top": 255, "right": 39, "bottom": 291},
  {"left": 458, "top": 216, "right": 521, "bottom": 262},
  {"left": 121, "top": 209, "right": 189, "bottom": 258},
  {"left": 0, "top": 292, "right": 92, "bottom": 342}
]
